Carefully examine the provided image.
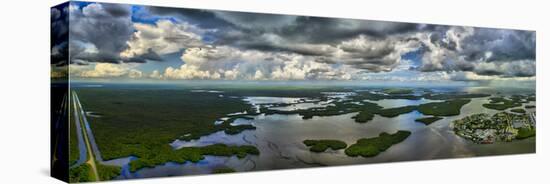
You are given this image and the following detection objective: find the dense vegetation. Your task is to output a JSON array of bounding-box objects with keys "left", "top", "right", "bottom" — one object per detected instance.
[
  {"left": 128, "top": 144, "right": 259, "bottom": 172},
  {"left": 423, "top": 93, "right": 489, "bottom": 100},
  {"left": 69, "top": 164, "right": 91, "bottom": 183},
  {"left": 417, "top": 99, "right": 471, "bottom": 116},
  {"left": 345, "top": 131, "right": 411, "bottom": 157},
  {"left": 69, "top": 162, "right": 121, "bottom": 182},
  {"left": 263, "top": 100, "right": 383, "bottom": 121},
  {"left": 525, "top": 105, "right": 535, "bottom": 109},
  {"left": 97, "top": 162, "right": 122, "bottom": 181},
  {"left": 516, "top": 127, "right": 536, "bottom": 139},
  {"left": 77, "top": 89, "right": 260, "bottom": 173},
  {"left": 482, "top": 96, "right": 524, "bottom": 110},
  {"left": 383, "top": 88, "right": 413, "bottom": 95},
  {"left": 357, "top": 92, "right": 421, "bottom": 101},
  {"left": 415, "top": 117, "right": 443, "bottom": 125},
  {"left": 376, "top": 105, "right": 417, "bottom": 117},
  {"left": 352, "top": 110, "right": 377, "bottom": 123},
  {"left": 75, "top": 85, "right": 498, "bottom": 177},
  {"left": 264, "top": 93, "right": 472, "bottom": 123},
  {"left": 511, "top": 108, "right": 526, "bottom": 114},
  {"left": 303, "top": 140, "right": 348, "bottom": 152},
  {"left": 355, "top": 99, "right": 470, "bottom": 122},
  {"left": 213, "top": 167, "right": 236, "bottom": 173}
]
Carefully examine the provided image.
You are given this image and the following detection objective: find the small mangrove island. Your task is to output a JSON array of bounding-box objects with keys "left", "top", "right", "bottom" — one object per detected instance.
[
  {"left": 415, "top": 116, "right": 443, "bottom": 125},
  {"left": 303, "top": 140, "right": 348, "bottom": 152},
  {"left": 345, "top": 131, "right": 411, "bottom": 158}
]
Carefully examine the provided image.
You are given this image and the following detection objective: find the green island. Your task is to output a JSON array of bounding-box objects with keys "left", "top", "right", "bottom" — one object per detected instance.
[
  {"left": 345, "top": 131, "right": 411, "bottom": 157},
  {"left": 511, "top": 108, "right": 526, "bottom": 114},
  {"left": 213, "top": 167, "right": 236, "bottom": 173},
  {"left": 352, "top": 110, "right": 377, "bottom": 123},
  {"left": 417, "top": 99, "right": 471, "bottom": 116},
  {"left": 263, "top": 100, "right": 383, "bottom": 121},
  {"left": 303, "top": 140, "right": 348, "bottom": 152},
  {"left": 415, "top": 116, "right": 443, "bottom": 125},
  {"left": 376, "top": 105, "right": 418, "bottom": 117},
  {"left": 382, "top": 88, "right": 414, "bottom": 95},
  {"left": 422, "top": 93, "right": 489, "bottom": 100},
  {"left": 452, "top": 112, "right": 536, "bottom": 144},
  {"left": 72, "top": 86, "right": 522, "bottom": 179},
  {"left": 262, "top": 93, "right": 474, "bottom": 123},
  {"left": 355, "top": 98, "right": 470, "bottom": 123},
  {"left": 482, "top": 96, "right": 526, "bottom": 110},
  {"left": 129, "top": 144, "right": 259, "bottom": 172},
  {"left": 76, "top": 88, "right": 260, "bottom": 174},
  {"left": 357, "top": 91, "right": 421, "bottom": 101},
  {"left": 525, "top": 105, "right": 535, "bottom": 109}
]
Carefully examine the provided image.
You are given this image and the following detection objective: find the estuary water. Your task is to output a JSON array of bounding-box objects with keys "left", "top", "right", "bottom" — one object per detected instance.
[{"left": 110, "top": 86, "right": 535, "bottom": 179}]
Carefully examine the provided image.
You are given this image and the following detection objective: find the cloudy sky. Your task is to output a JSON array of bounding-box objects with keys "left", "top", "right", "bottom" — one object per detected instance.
[{"left": 51, "top": 2, "right": 536, "bottom": 83}]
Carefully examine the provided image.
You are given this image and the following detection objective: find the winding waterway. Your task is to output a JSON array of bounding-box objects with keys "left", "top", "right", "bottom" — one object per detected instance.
[{"left": 73, "top": 84, "right": 535, "bottom": 179}]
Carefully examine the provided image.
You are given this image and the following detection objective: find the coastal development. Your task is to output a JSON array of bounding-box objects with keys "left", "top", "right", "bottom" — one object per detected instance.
[{"left": 452, "top": 112, "right": 536, "bottom": 144}]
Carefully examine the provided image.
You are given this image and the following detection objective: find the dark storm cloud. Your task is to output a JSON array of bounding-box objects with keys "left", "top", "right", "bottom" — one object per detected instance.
[
  {"left": 147, "top": 6, "right": 234, "bottom": 29},
  {"left": 102, "top": 3, "right": 131, "bottom": 17},
  {"left": 147, "top": 7, "right": 420, "bottom": 49},
  {"left": 429, "top": 32, "right": 457, "bottom": 51},
  {"left": 461, "top": 28, "right": 535, "bottom": 62},
  {"left": 69, "top": 3, "right": 162, "bottom": 64},
  {"left": 207, "top": 16, "right": 421, "bottom": 55},
  {"left": 51, "top": 3, "right": 69, "bottom": 66},
  {"left": 418, "top": 26, "right": 536, "bottom": 78},
  {"left": 277, "top": 17, "right": 419, "bottom": 43},
  {"left": 144, "top": 7, "right": 448, "bottom": 74}
]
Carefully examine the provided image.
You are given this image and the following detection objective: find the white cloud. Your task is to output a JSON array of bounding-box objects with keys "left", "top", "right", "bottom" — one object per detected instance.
[
  {"left": 149, "top": 70, "right": 163, "bottom": 79},
  {"left": 450, "top": 71, "right": 535, "bottom": 81},
  {"left": 159, "top": 45, "right": 361, "bottom": 80},
  {"left": 164, "top": 65, "right": 219, "bottom": 79},
  {"left": 128, "top": 69, "right": 143, "bottom": 78},
  {"left": 121, "top": 20, "right": 206, "bottom": 58},
  {"left": 313, "top": 34, "right": 422, "bottom": 72},
  {"left": 70, "top": 63, "right": 143, "bottom": 78}
]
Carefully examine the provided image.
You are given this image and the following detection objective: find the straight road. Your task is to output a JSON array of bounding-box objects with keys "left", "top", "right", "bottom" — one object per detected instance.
[
  {"left": 70, "top": 91, "right": 88, "bottom": 168},
  {"left": 72, "top": 91, "right": 100, "bottom": 181}
]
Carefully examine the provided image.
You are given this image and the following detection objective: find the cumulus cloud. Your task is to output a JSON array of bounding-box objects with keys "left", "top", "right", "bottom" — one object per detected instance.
[
  {"left": 146, "top": 7, "right": 426, "bottom": 73},
  {"left": 121, "top": 20, "right": 206, "bottom": 58},
  {"left": 149, "top": 70, "right": 163, "bottom": 79},
  {"left": 159, "top": 45, "right": 359, "bottom": 80},
  {"left": 70, "top": 63, "right": 143, "bottom": 78},
  {"left": 128, "top": 69, "right": 143, "bottom": 78},
  {"left": 66, "top": 2, "right": 536, "bottom": 82},
  {"left": 324, "top": 34, "right": 421, "bottom": 72},
  {"left": 449, "top": 71, "right": 535, "bottom": 81}
]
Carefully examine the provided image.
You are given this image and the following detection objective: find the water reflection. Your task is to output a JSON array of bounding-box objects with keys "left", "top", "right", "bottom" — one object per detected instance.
[{"left": 115, "top": 87, "right": 535, "bottom": 178}]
